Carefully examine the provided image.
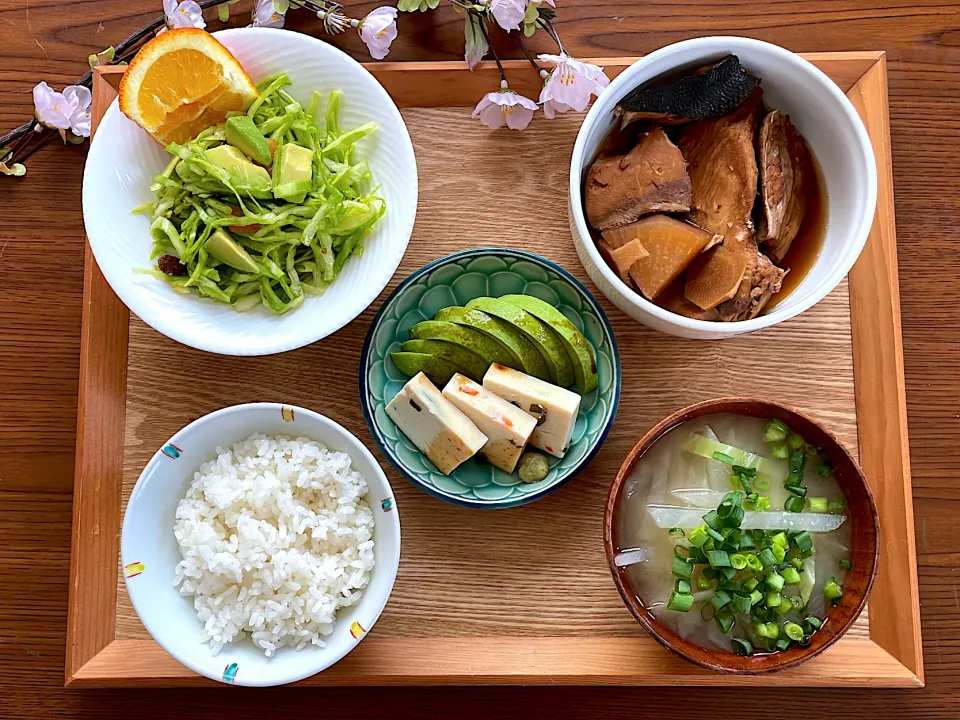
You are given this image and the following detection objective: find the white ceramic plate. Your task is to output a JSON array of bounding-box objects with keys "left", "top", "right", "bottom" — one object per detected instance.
[
  {"left": 569, "top": 37, "right": 878, "bottom": 340},
  {"left": 121, "top": 403, "right": 401, "bottom": 686},
  {"left": 83, "top": 28, "right": 418, "bottom": 355}
]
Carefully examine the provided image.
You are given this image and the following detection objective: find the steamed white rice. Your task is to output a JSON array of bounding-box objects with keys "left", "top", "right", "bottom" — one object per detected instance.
[{"left": 173, "top": 433, "right": 375, "bottom": 657}]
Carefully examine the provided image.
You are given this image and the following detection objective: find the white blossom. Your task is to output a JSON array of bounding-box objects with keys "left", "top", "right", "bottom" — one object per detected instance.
[
  {"left": 537, "top": 53, "right": 609, "bottom": 115},
  {"left": 253, "top": 0, "right": 286, "bottom": 28},
  {"left": 163, "top": 0, "right": 206, "bottom": 30},
  {"left": 359, "top": 7, "right": 399, "bottom": 61},
  {"left": 472, "top": 81, "right": 538, "bottom": 130},
  {"left": 488, "top": 0, "right": 527, "bottom": 32},
  {"left": 33, "top": 82, "right": 92, "bottom": 137}
]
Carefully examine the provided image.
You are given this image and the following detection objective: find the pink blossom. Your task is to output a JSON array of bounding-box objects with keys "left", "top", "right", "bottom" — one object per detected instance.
[
  {"left": 537, "top": 53, "right": 610, "bottom": 115},
  {"left": 488, "top": 0, "right": 527, "bottom": 32},
  {"left": 472, "top": 82, "right": 538, "bottom": 130},
  {"left": 163, "top": 0, "right": 206, "bottom": 30},
  {"left": 33, "top": 82, "right": 92, "bottom": 137},
  {"left": 253, "top": 0, "right": 286, "bottom": 28},
  {"left": 359, "top": 7, "right": 398, "bottom": 61}
]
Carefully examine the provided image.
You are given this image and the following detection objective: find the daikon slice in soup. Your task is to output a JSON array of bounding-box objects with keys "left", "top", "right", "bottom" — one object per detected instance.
[{"left": 615, "top": 414, "right": 850, "bottom": 657}]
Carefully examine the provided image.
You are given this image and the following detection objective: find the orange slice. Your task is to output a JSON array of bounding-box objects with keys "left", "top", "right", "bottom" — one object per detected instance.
[{"left": 119, "top": 28, "right": 258, "bottom": 146}]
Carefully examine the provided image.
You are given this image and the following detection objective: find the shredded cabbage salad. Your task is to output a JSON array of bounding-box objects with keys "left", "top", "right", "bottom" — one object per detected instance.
[{"left": 136, "top": 73, "right": 385, "bottom": 314}]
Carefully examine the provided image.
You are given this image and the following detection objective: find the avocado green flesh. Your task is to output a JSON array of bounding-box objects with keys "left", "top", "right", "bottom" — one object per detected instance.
[
  {"left": 466, "top": 297, "right": 575, "bottom": 387},
  {"left": 435, "top": 307, "right": 549, "bottom": 380},
  {"left": 225, "top": 115, "right": 272, "bottom": 166},
  {"left": 499, "top": 294, "right": 599, "bottom": 394},
  {"left": 408, "top": 321, "right": 516, "bottom": 368},
  {"left": 204, "top": 229, "right": 260, "bottom": 273},
  {"left": 273, "top": 143, "right": 314, "bottom": 201},
  {"left": 400, "top": 339, "right": 488, "bottom": 382},
  {"left": 390, "top": 352, "right": 464, "bottom": 387},
  {"left": 204, "top": 144, "right": 272, "bottom": 192}
]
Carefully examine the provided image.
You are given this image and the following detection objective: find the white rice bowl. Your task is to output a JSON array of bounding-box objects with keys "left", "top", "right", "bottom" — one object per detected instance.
[{"left": 173, "top": 433, "right": 375, "bottom": 657}]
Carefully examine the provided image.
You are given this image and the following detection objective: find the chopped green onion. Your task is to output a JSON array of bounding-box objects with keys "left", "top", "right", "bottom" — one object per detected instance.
[
  {"left": 738, "top": 533, "right": 756, "bottom": 550},
  {"left": 771, "top": 544, "right": 786, "bottom": 564},
  {"left": 805, "top": 615, "right": 823, "bottom": 631},
  {"left": 754, "top": 475, "right": 771, "bottom": 491},
  {"left": 765, "top": 572, "right": 786, "bottom": 592},
  {"left": 808, "top": 497, "right": 829, "bottom": 513},
  {"left": 746, "top": 553, "right": 763, "bottom": 572},
  {"left": 758, "top": 548, "right": 777, "bottom": 568},
  {"left": 764, "top": 418, "right": 789, "bottom": 443},
  {"left": 829, "top": 498, "right": 847, "bottom": 514},
  {"left": 753, "top": 496, "right": 772, "bottom": 512},
  {"left": 700, "top": 602, "right": 716, "bottom": 622},
  {"left": 789, "top": 595, "right": 805, "bottom": 610},
  {"left": 719, "top": 567, "right": 737, "bottom": 581},
  {"left": 770, "top": 442, "right": 789, "bottom": 459},
  {"left": 731, "top": 637, "right": 753, "bottom": 656},
  {"left": 816, "top": 449, "right": 834, "bottom": 477},
  {"left": 702, "top": 510, "right": 722, "bottom": 531},
  {"left": 732, "top": 464, "right": 758, "bottom": 478},
  {"left": 697, "top": 574, "right": 713, "bottom": 590},
  {"left": 775, "top": 638, "right": 791, "bottom": 651},
  {"left": 710, "top": 590, "right": 731, "bottom": 610},
  {"left": 713, "top": 451, "right": 736, "bottom": 464},
  {"left": 749, "top": 589, "right": 763, "bottom": 605},
  {"left": 755, "top": 621, "right": 780, "bottom": 639},
  {"left": 676, "top": 579, "right": 691, "bottom": 594},
  {"left": 824, "top": 577, "right": 844, "bottom": 602},
  {"left": 668, "top": 527, "right": 685, "bottom": 538},
  {"left": 732, "top": 593, "right": 752, "bottom": 614},
  {"left": 688, "top": 525, "right": 710, "bottom": 547},
  {"left": 672, "top": 555, "right": 693, "bottom": 580},
  {"left": 766, "top": 591, "right": 782, "bottom": 608},
  {"left": 781, "top": 566, "right": 801, "bottom": 585},
  {"left": 715, "top": 611, "right": 735, "bottom": 633},
  {"left": 792, "top": 531, "right": 814, "bottom": 554},
  {"left": 839, "top": 559, "right": 852, "bottom": 569},
  {"left": 787, "top": 433, "right": 806, "bottom": 451},
  {"left": 776, "top": 598, "right": 793, "bottom": 615},
  {"left": 784, "top": 621, "right": 805, "bottom": 641},
  {"left": 786, "top": 484, "right": 808, "bottom": 498},
  {"left": 730, "top": 553, "right": 748, "bottom": 570},
  {"left": 707, "top": 550, "right": 731, "bottom": 568},
  {"left": 667, "top": 591, "right": 694, "bottom": 612},
  {"left": 707, "top": 528, "right": 725, "bottom": 543},
  {"left": 770, "top": 532, "right": 789, "bottom": 550},
  {"left": 784, "top": 496, "right": 806, "bottom": 513},
  {"left": 743, "top": 577, "right": 760, "bottom": 592}
]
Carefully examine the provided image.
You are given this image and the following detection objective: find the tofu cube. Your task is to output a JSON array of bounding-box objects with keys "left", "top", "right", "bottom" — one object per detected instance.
[
  {"left": 482, "top": 363, "right": 581, "bottom": 458},
  {"left": 441, "top": 373, "right": 537, "bottom": 473},
  {"left": 385, "top": 372, "right": 487, "bottom": 475}
]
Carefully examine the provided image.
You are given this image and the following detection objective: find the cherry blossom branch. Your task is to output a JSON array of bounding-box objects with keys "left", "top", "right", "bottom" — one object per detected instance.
[{"left": 477, "top": 17, "right": 507, "bottom": 84}]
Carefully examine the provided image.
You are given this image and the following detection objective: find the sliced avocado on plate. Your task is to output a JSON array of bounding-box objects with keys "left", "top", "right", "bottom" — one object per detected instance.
[
  {"left": 390, "top": 352, "right": 465, "bottom": 387},
  {"left": 408, "top": 320, "right": 516, "bottom": 368},
  {"left": 499, "top": 294, "right": 599, "bottom": 394},
  {"left": 400, "top": 339, "right": 488, "bottom": 382},
  {"left": 466, "top": 297, "right": 575, "bottom": 387}
]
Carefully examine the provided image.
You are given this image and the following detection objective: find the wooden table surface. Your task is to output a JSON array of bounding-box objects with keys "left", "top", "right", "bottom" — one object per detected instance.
[{"left": 1, "top": 1, "right": 958, "bottom": 717}]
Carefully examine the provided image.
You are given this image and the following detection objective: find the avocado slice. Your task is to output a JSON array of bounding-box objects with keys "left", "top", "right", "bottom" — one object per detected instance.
[
  {"left": 466, "top": 297, "right": 575, "bottom": 387},
  {"left": 499, "top": 294, "right": 599, "bottom": 393},
  {"left": 408, "top": 320, "right": 517, "bottom": 368},
  {"left": 401, "top": 339, "right": 488, "bottom": 382},
  {"left": 204, "top": 229, "right": 260, "bottom": 274},
  {"left": 390, "top": 352, "right": 465, "bottom": 387},
  {"left": 272, "top": 143, "right": 314, "bottom": 202},
  {"left": 226, "top": 115, "right": 273, "bottom": 166},
  {"left": 205, "top": 144, "right": 272, "bottom": 194},
  {"left": 435, "top": 306, "right": 550, "bottom": 381}
]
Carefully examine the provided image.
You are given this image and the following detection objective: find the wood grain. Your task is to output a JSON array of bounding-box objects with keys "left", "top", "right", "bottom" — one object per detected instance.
[
  {"left": 3, "top": 0, "right": 959, "bottom": 716},
  {"left": 846, "top": 56, "right": 924, "bottom": 682}
]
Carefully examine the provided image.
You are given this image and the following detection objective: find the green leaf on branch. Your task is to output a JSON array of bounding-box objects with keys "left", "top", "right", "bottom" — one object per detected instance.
[
  {"left": 0, "top": 161, "right": 26, "bottom": 177},
  {"left": 398, "top": 0, "right": 439, "bottom": 11},
  {"left": 464, "top": 13, "right": 488, "bottom": 70},
  {"left": 88, "top": 46, "right": 116, "bottom": 69}
]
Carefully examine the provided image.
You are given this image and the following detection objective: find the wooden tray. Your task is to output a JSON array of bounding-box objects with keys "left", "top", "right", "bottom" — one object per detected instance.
[{"left": 66, "top": 53, "right": 922, "bottom": 687}]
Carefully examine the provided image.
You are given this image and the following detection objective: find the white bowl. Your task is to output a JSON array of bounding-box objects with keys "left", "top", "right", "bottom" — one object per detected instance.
[
  {"left": 83, "top": 28, "right": 418, "bottom": 355},
  {"left": 569, "top": 37, "right": 877, "bottom": 340},
  {"left": 121, "top": 403, "right": 401, "bottom": 687}
]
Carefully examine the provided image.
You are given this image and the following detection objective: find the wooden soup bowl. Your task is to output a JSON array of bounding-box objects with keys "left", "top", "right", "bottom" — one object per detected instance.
[{"left": 603, "top": 397, "right": 880, "bottom": 674}]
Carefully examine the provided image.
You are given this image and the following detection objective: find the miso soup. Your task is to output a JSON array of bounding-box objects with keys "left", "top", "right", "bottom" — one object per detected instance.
[{"left": 615, "top": 414, "right": 850, "bottom": 657}]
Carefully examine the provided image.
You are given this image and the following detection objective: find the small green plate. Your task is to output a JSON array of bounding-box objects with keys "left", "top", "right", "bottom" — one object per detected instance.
[{"left": 359, "top": 248, "right": 621, "bottom": 508}]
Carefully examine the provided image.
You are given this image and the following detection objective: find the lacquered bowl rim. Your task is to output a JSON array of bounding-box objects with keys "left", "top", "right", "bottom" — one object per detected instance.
[
  {"left": 359, "top": 247, "right": 621, "bottom": 509},
  {"left": 603, "top": 397, "right": 880, "bottom": 674}
]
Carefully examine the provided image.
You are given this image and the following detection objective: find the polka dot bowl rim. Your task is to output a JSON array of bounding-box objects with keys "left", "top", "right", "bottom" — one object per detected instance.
[{"left": 359, "top": 247, "right": 621, "bottom": 509}]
